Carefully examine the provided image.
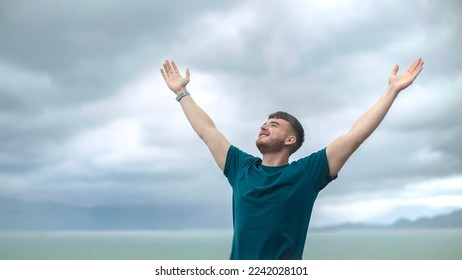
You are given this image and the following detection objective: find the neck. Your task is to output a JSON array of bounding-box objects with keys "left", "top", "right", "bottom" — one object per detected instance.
[{"left": 261, "top": 152, "right": 290, "bottom": 167}]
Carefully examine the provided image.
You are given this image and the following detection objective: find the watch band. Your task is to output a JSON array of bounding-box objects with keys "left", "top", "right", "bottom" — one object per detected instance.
[{"left": 176, "top": 91, "right": 190, "bottom": 102}]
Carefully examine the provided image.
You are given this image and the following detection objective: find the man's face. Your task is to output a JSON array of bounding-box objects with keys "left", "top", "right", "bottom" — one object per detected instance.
[{"left": 256, "top": 118, "right": 294, "bottom": 154}]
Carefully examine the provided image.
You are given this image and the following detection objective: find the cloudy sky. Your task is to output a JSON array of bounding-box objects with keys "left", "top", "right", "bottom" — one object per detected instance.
[{"left": 1, "top": 0, "right": 461, "bottom": 228}]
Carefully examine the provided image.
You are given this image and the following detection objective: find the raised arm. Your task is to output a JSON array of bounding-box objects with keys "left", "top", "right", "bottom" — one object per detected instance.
[
  {"left": 161, "top": 60, "right": 231, "bottom": 171},
  {"left": 326, "top": 58, "right": 424, "bottom": 177}
]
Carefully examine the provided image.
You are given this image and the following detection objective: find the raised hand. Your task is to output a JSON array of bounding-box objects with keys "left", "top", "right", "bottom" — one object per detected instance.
[
  {"left": 388, "top": 58, "right": 424, "bottom": 93},
  {"left": 160, "top": 60, "right": 190, "bottom": 94}
]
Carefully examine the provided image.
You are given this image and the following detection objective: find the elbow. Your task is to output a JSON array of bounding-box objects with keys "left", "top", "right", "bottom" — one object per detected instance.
[
  {"left": 346, "top": 132, "right": 365, "bottom": 153},
  {"left": 353, "top": 137, "right": 365, "bottom": 150},
  {"left": 198, "top": 131, "right": 207, "bottom": 141},
  {"left": 197, "top": 125, "right": 216, "bottom": 141}
]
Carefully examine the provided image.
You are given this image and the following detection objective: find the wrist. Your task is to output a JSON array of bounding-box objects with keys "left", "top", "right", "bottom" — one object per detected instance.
[
  {"left": 174, "top": 87, "right": 188, "bottom": 95},
  {"left": 386, "top": 85, "right": 400, "bottom": 97},
  {"left": 175, "top": 91, "right": 190, "bottom": 102}
]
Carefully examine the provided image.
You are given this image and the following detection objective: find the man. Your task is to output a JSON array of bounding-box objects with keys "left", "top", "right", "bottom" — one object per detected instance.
[{"left": 160, "top": 58, "right": 424, "bottom": 259}]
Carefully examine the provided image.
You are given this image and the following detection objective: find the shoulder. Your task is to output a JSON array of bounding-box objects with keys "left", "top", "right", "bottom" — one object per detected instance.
[
  {"left": 295, "top": 148, "right": 328, "bottom": 167},
  {"left": 294, "top": 148, "right": 337, "bottom": 189},
  {"left": 226, "top": 145, "right": 259, "bottom": 165},
  {"left": 224, "top": 145, "right": 260, "bottom": 176}
]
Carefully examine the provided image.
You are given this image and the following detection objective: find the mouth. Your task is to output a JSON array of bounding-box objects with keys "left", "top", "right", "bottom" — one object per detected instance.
[{"left": 258, "top": 132, "right": 269, "bottom": 138}]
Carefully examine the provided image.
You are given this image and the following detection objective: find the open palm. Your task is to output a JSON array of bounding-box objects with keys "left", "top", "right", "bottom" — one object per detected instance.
[
  {"left": 388, "top": 58, "right": 424, "bottom": 93},
  {"left": 160, "top": 60, "right": 190, "bottom": 94}
]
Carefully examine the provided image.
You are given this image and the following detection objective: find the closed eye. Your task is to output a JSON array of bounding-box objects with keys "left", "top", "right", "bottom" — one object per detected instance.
[
  {"left": 269, "top": 121, "right": 280, "bottom": 127},
  {"left": 261, "top": 120, "right": 280, "bottom": 129}
]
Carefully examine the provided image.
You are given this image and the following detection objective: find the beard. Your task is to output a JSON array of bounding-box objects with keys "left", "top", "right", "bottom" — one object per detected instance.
[{"left": 256, "top": 136, "right": 285, "bottom": 154}]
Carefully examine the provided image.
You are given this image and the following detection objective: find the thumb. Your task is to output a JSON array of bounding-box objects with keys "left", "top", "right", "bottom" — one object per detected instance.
[
  {"left": 185, "top": 68, "right": 190, "bottom": 80},
  {"left": 391, "top": 64, "right": 399, "bottom": 76}
]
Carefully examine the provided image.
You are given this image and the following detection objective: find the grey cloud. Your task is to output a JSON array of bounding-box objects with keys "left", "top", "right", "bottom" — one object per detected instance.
[
  {"left": 1, "top": 0, "right": 240, "bottom": 109},
  {"left": 0, "top": 0, "right": 461, "bottom": 228},
  {"left": 0, "top": 0, "right": 236, "bottom": 181}
]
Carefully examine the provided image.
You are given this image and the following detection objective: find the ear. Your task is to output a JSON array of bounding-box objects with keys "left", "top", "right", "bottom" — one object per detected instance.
[{"left": 285, "top": 135, "right": 296, "bottom": 146}]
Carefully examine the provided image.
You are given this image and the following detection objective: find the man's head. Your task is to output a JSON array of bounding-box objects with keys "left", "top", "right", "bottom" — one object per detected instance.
[{"left": 256, "top": 111, "right": 305, "bottom": 156}]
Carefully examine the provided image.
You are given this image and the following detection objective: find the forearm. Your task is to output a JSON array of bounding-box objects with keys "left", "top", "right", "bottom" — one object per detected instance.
[
  {"left": 178, "top": 93, "right": 217, "bottom": 140},
  {"left": 326, "top": 58, "right": 423, "bottom": 177},
  {"left": 351, "top": 57, "right": 424, "bottom": 141},
  {"left": 349, "top": 86, "right": 399, "bottom": 145}
]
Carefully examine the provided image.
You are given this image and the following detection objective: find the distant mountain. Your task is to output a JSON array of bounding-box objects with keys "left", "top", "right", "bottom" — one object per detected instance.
[
  {"left": 391, "top": 209, "right": 462, "bottom": 228},
  {"left": 317, "top": 209, "right": 462, "bottom": 230},
  {"left": 2, "top": 196, "right": 461, "bottom": 231}
]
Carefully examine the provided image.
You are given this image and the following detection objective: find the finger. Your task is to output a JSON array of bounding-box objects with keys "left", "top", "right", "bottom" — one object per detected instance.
[
  {"left": 411, "top": 60, "right": 424, "bottom": 78},
  {"left": 163, "top": 60, "right": 171, "bottom": 75},
  {"left": 405, "top": 59, "right": 417, "bottom": 73},
  {"left": 166, "top": 60, "right": 174, "bottom": 75},
  {"left": 414, "top": 65, "right": 423, "bottom": 78},
  {"left": 185, "top": 68, "right": 190, "bottom": 80},
  {"left": 417, "top": 58, "right": 424, "bottom": 69},
  {"left": 171, "top": 61, "right": 180, "bottom": 74},
  {"left": 160, "top": 69, "right": 167, "bottom": 80},
  {"left": 163, "top": 62, "right": 170, "bottom": 77},
  {"left": 411, "top": 58, "right": 424, "bottom": 75},
  {"left": 391, "top": 64, "right": 399, "bottom": 76},
  {"left": 407, "top": 58, "right": 421, "bottom": 73}
]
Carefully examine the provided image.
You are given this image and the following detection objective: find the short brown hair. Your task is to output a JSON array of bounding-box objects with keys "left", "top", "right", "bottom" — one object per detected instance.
[{"left": 268, "top": 111, "right": 305, "bottom": 154}]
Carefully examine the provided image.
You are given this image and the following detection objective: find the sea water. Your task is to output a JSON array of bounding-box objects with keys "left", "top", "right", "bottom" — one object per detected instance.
[{"left": 1, "top": 229, "right": 461, "bottom": 260}]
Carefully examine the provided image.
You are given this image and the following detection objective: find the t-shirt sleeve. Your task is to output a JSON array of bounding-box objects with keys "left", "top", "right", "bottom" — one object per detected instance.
[
  {"left": 301, "top": 147, "right": 337, "bottom": 192},
  {"left": 224, "top": 145, "right": 256, "bottom": 187}
]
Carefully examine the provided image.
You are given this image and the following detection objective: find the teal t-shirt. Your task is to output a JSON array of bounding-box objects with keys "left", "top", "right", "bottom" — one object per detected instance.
[{"left": 224, "top": 145, "right": 337, "bottom": 260}]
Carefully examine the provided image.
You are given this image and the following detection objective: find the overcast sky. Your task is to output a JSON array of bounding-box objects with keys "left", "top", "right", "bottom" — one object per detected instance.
[{"left": 1, "top": 0, "right": 461, "bottom": 228}]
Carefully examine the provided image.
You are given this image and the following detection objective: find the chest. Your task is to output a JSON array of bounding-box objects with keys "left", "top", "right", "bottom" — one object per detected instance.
[{"left": 234, "top": 165, "right": 317, "bottom": 205}]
